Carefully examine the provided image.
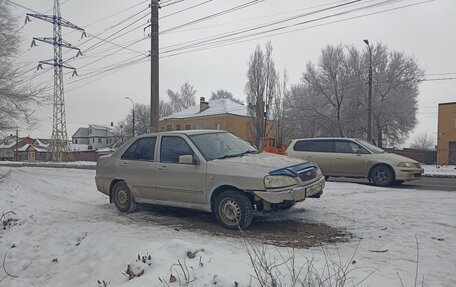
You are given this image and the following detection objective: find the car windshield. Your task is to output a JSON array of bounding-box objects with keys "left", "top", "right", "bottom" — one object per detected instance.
[
  {"left": 356, "top": 139, "right": 385, "bottom": 154},
  {"left": 190, "top": 132, "right": 258, "bottom": 160}
]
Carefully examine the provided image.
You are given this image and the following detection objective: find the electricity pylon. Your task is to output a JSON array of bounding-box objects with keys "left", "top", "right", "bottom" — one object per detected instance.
[{"left": 26, "top": 0, "right": 85, "bottom": 161}]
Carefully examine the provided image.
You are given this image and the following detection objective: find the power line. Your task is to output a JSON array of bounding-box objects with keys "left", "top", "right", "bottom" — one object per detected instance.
[
  {"left": 421, "top": 77, "right": 456, "bottom": 82},
  {"left": 160, "top": 0, "right": 368, "bottom": 53},
  {"left": 160, "top": 0, "right": 433, "bottom": 58},
  {"left": 160, "top": 0, "right": 266, "bottom": 34},
  {"left": 160, "top": 0, "right": 214, "bottom": 19}
]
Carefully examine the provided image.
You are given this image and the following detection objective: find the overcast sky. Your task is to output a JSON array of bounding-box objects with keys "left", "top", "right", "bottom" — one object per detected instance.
[{"left": 8, "top": 0, "right": 456, "bottom": 146}]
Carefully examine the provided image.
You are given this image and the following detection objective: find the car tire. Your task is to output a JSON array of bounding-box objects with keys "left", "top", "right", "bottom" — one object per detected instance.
[
  {"left": 370, "top": 165, "right": 394, "bottom": 187},
  {"left": 214, "top": 190, "right": 253, "bottom": 230},
  {"left": 112, "top": 181, "right": 137, "bottom": 213}
]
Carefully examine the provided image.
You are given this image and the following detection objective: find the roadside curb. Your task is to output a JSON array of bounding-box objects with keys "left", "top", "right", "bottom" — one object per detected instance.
[
  {"left": 422, "top": 174, "right": 456, "bottom": 179},
  {"left": 0, "top": 163, "right": 96, "bottom": 170}
]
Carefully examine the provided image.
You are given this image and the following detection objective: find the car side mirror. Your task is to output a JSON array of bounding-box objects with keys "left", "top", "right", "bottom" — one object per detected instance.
[
  {"left": 355, "top": 149, "right": 362, "bottom": 156},
  {"left": 179, "top": 154, "right": 195, "bottom": 165}
]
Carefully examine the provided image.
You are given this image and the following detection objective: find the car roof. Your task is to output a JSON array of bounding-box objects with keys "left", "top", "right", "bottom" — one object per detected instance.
[
  {"left": 291, "top": 137, "right": 360, "bottom": 142},
  {"left": 137, "top": 129, "right": 228, "bottom": 137}
]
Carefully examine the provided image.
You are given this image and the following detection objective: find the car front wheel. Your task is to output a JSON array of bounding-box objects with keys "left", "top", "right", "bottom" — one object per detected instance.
[
  {"left": 214, "top": 190, "right": 253, "bottom": 230},
  {"left": 371, "top": 166, "right": 394, "bottom": 187},
  {"left": 112, "top": 181, "right": 137, "bottom": 213}
]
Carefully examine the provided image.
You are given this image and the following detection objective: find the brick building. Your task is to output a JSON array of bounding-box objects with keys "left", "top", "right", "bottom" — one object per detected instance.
[
  {"left": 159, "top": 97, "right": 276, "bottom": 145},
  {"left": 437, "top": 102, "right": 456, "bottom": 165}
]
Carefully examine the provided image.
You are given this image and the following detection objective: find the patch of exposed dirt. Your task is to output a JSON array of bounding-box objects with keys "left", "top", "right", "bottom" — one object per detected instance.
[{"left": 131, "top": 204, "right": 350, "bottom": 249}]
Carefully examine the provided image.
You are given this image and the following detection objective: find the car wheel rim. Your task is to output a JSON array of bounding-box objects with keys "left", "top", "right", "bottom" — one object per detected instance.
[
  {"left": 375, "top": 170, "right": 389, "bottom": 183},
  {"left": 116, "top": 189, "right": 129, "bottom": 208},
  {"left": 219, "top": 198, "right": 241, "bottom": 225}
]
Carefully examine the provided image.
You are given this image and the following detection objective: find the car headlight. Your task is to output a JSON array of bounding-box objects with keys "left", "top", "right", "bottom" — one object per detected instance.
[
  {"left": 264, "top": 175, "right": 298, "bottom": 189},
  {"left": 398, "top": 162, "right": 416, "bottom": 168}
]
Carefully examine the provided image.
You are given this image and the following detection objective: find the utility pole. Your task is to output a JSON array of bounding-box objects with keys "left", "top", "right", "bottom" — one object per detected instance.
[
  {"left": 150, "top": 0, "right": 160, "bottom": 132},
  {"left": 363, "top": 39, "right": 373, "bottom": 143},
  {"left": 26, "top": 0, "right": 85, "bottom": 161}
]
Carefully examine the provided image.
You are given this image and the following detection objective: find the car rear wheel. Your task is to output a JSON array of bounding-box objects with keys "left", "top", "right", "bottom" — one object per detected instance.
[
  {"left": 112, "top": 181, "right": 137, "bottom": 213},
  {"left": 214, "top": 190, "right": 253, "bottom": 230},
  {"left": 370, "top": 165, "right": 394, "bottom": 187}
]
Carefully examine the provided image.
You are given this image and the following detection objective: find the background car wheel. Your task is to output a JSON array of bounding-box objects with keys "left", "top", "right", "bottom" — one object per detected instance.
[
  {"left": 112, "top": 181, "right": 137, "bottom": 213},
  {"left": 370, "top": 165, "right": 394, "bottom": 187},
  {"left": 214, "top": 190, "right": 253, "bottom": 230}
]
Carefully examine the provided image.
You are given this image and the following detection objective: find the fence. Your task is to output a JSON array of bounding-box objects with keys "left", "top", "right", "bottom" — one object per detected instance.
[
  {"left": 386, "top": 147, "right": 455, "bottom": 165},
  {"left": 386, "top": 148, "right": 436, "bottom": 165}
]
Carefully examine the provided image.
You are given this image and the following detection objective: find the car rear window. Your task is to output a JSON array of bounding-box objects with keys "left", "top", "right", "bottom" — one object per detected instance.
[{"left": 293, "top": 140, "right": 334, "bottom": 152}]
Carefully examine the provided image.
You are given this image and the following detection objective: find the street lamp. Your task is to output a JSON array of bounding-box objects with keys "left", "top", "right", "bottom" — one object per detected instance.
[
  {"left": 125, "top": 97, "right": 135, "bottom": 137},
  {"left": 363, "top": 39, "right": 373, "bottom": 142}
]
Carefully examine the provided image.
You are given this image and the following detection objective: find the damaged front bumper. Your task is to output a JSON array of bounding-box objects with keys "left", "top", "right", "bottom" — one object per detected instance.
[{"left": 253, "top": 176, "right": 325, "bottom": 204}]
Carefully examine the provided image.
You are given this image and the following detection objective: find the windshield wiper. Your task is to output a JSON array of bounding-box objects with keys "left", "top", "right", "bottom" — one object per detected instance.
[
  {"left": 215, "top": 150, "right": 258, "bottom": 160},
  {"left": 215, "top": 153, "right": 243, "bottom": 160},
  {"left": 241, "top": 150, "right": 259, "bottom": 155}
]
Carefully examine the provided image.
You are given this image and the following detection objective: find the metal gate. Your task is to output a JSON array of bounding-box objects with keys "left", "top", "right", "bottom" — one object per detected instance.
[{"left": 449, "top": 142, "right": 456, "bottom": 165}]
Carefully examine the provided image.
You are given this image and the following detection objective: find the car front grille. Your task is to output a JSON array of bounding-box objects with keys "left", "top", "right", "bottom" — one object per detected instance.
[{"left": 297, "top": 167, "right": 317, "bottom": 182}]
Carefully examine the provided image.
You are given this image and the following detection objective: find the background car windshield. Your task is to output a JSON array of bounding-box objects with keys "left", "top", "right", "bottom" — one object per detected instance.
[
  {"left": 190, "top": 132, "right": 257, "bottom": 160},
  {"left": 356, "top": 139, "right": 385, "bottom": 154}
]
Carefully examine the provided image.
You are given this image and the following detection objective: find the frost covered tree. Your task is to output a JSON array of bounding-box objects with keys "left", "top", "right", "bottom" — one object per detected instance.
[
  {"left": 410, "top": 132, "right": 435, "bottom": 150},
  {"left": 210, "top": 89, "right": 243, "bottom": 105},
  {"left": 0, "top": 2, "right": 41, "bottom": 132},
  {"left": 120, "top": 104, "right": 151, "bottom": 137},
  {"left": 159, "top": 100, "right": 173, "bottom": 118},
  {"left": 166, "top": 82, "right": 197, "bottom": 113},
  {"left": 245, "top": 42, "right": 278, "bottom": 147},
  {"left": 297, "top": 43, "right": 423, "bottom": 147}
]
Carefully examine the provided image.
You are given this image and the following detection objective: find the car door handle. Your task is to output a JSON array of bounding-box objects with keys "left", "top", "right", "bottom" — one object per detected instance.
[
  {"left": 158, "top": 166, "right": 168, "bottom": 170},
  {"left": 120, "top": 162, "right": 128, "bottom": 167}
]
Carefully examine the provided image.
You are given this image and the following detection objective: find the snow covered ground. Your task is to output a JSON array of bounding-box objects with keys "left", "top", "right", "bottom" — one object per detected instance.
[
  {"left": 423, "top": 164, "right": 456, "bottom": 177},
  {"left": 0, "top": 166, "right": 455, "bottom": 287}
]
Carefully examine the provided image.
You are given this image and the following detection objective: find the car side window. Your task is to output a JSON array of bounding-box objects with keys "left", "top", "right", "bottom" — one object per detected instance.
[
  {"left": 294, "top": 140, "right": 334, "bottom": 152},
  {"left": 334, "top": 141, "right": 369, "bottom": 154},
  {"left": 121, "top": 137, "right": 156, "bottom": 161},
  {"left": 160, "top": 136, "right": 195, "bottom": 164}
]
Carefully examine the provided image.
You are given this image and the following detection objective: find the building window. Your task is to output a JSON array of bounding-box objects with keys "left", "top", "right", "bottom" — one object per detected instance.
[
  {"left": 89, "top": 128, "right": 92, "bottom": 134},
  {"left": 215, "top": 123, "right": 221, "bottom": 130},
  {"left": 176, "top": 125, "right": 181, "bottom": 130},
  {"left": 98, "top": 138, "right": 102, "bottom": 143},
  {"left": 74, "top": 139, "right": 78, "bottom": 144},
  {"left": 92, "top": 138, "right": 95, "bottom": 143},
  {"left": 186, "top": 124, "right": 191, "bottom": 130},
  {"left": 166, "top": 125, "right": 172, "bottom": 131},
  {"left": 196, "top": 123, "right": 203, "bottom": 130}
]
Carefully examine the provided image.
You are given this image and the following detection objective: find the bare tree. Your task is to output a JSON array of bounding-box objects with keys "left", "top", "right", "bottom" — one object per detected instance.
[
  {"left": 210, "top": 89, "right": 243, "bottom": 104},
  {"left": 273, "top": 70, "right": 288, "bottom": 147},
  {"left": 159, "top": 100, "right": 173, "bottom": 118},
  {"left": 293, "top": 43, "right": 423, "bottom": 146},
  {"left": 166, "top": 82, "right": 197, "bottom": 113},
  {"left": 0, "top": 2, "right": 41, "bottom": 133},
  {"left": 302, "top": 44, "right": 351, "bottom": 137},
  {"left": 245, "top": 42, "right": 277, "bottom": 147},
  {"left": 410, "top": 132, "right": 435, "bottom": 150},
  {"left": 120, "top": 104, "right": 151, "bottom": 138}
]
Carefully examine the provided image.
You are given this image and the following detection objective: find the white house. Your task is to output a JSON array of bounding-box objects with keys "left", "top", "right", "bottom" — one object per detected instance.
[{"left": 72, "top": 124, "right": 119, "bottom": 150}]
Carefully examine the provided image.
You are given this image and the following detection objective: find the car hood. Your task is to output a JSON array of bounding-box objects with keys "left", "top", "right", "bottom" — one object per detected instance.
[
  {"left": 211, "top": 152, "right": 311, "bottom": 174},
  {"left": 373, "top": 152, "right": 420, "bottom": 164}
]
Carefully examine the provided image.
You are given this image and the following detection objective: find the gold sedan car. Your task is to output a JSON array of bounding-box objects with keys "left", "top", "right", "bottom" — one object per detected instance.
[
  {"left": 286, "top": 138, "right": 423, "bottom": 186},
  {"left": 96, "top": 130, "right": 325, "bottom": 229}
]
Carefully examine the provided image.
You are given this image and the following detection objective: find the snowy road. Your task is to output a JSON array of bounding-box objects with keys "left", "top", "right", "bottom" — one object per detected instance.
[{"left": 0, "top": 166, "right": 455, "bottom": 287}]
